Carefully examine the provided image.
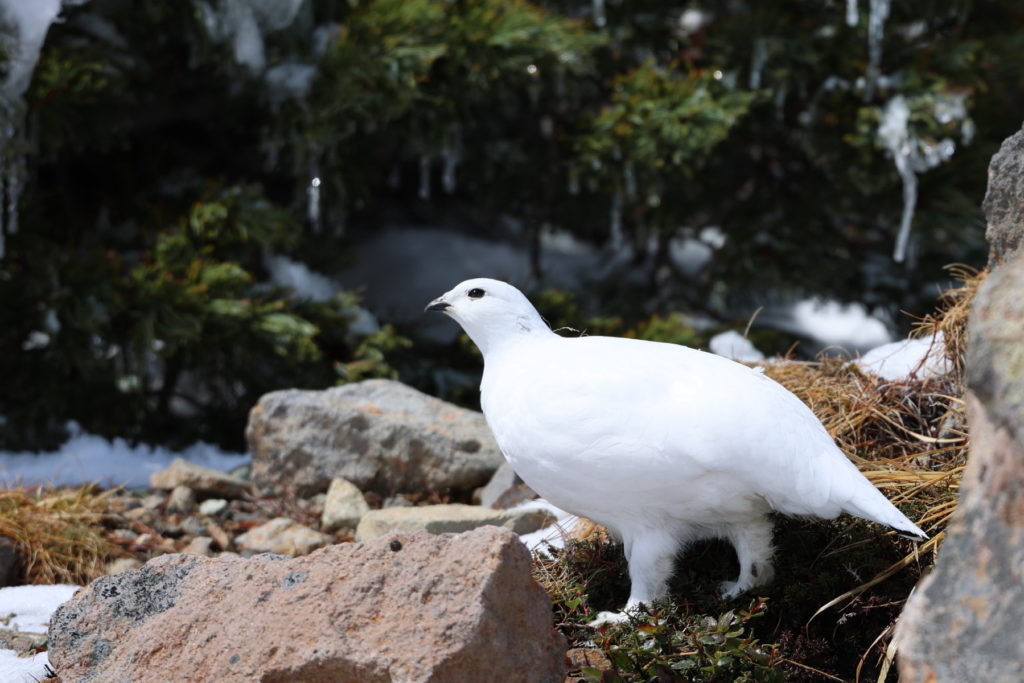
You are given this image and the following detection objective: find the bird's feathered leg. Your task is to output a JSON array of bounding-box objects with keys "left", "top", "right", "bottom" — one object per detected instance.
[
  {"left": 590, "top": 526, "right": 684, "bottom": 627},
  {"left": 719, "top": 516, "right": 775, "bottom": 599}
]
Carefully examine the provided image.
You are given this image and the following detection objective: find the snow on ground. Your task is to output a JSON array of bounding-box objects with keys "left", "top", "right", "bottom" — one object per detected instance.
[
  {"left": 0, "top": 584, "right": 79, "bottom": 683},
  {"left": 790, "top": 297, "right": 893, "bottom": 350},
  {"left": 709, "top": 330, "right": 766, "bottom": 363},
  {"left": 855, "top": 332, "right": 950, "bottom": 381},
  {"left": 0, "top": 422, "right": 248, "bottom": 489}
]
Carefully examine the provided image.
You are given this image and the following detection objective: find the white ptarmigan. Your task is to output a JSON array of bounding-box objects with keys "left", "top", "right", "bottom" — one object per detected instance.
[{"left": 426, "top": 278, "right": 927, "bottom": 624}]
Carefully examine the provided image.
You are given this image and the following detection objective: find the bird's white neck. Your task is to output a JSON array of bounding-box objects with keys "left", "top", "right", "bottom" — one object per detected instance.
[{"left": 466, "top": 310, "right": 554, "bottom": 357}]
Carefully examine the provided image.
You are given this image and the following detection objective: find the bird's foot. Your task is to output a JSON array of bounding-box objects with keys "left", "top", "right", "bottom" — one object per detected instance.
[{"left": 588, "top": 610, "right": 632, "bottom": 628}]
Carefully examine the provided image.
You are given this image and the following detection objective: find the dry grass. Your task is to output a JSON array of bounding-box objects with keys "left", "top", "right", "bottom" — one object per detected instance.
[{"left": 0, "top": 485, "right": 121, "bottom": 585}]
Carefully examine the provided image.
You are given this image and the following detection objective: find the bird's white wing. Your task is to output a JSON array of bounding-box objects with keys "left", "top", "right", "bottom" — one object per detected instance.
[{"left": 483, "top": 334, "right": 860, "bottom": 517}]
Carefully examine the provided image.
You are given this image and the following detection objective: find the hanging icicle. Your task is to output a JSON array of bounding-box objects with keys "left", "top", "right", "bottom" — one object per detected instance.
[
  {"left": 878, "top": 95, "right": 962, "bottom": 263},
  {"left": 441, "top": 124, "right": 462, "bottom": 195},
  {"left": 306, "top": 170, "right": 322, "bottom": 233},
  {"left": 749, "top": 39, "right": 769, "bottom": 90},
  {"left": 864, "top": 0, "right": 890, "bottom": 101},
  {"left": 418, "top": 155, "right": 431, "bottom": 200},
  {"left": 846, "top": 0, "right": 859, "bottom": 27},
  {"left": 623, "top": 161, "right": 637, "bottom": 200}
]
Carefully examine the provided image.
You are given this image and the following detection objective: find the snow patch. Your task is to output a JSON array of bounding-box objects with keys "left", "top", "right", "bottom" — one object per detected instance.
[
  {"left": 265, "top": 253, "right": 336, "bottom": 301},
  {"left": 855, "top": 332, "right": 950, "bottom": 381},
  {"left": 0, "top": 584, "right": 79, "bottom": 682},
  {"left": 791, "top": 298, "right": 892, "bottom": 350},
  {"left": 0, "top": 422, "right": 248, "bottom": 488},
  {"left": 709, "top": 331, "right": 766, "bottom": 363}
]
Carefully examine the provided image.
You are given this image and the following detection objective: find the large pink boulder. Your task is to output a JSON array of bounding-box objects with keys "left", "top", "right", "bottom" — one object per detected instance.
[{"left": 49, "top": 527, "right": 566, "bottom": 682}]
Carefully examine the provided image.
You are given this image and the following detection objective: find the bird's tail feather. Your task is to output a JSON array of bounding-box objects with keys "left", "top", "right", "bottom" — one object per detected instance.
[{"left": 845, "top": 489, "right": 927, "bottom": 542}]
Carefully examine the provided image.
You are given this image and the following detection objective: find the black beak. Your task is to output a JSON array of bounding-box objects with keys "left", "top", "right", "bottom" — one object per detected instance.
[{"left": 424, "top": 298, "right": 450, "bottom": 313}]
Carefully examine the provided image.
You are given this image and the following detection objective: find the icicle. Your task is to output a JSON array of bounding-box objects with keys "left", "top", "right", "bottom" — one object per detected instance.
[
  {"left": 592, "top": 0, "right": 606, "bottom": 28},
  {"left": 306, "top": 171, "right": 321, "bottom": 233},
  {"left": 864, "top": 0, "right": 890, "bottom": 101},
  {"left": 441, "top": 125, "right": 461, "bottom": 194},
  {"left": 0, "top": 0, "right": 69, "bottom": 257},
  {"left": 441, "top": 153, "right": 457, "bottom": 194},
  {"left": 749, "top": 39, "right": 768, "bottom": 90},
  {"left": 773, "top": 85, "right": 788, "bottom": 121},
  {"left": 610, "top": 191, "right": 624, "bottom": 249},
  {"left": 890, "top": 149, "right": 916, "bottom": 263},
  {"left": 846, "top": 0, "right": 859, "bottom": 27},
  {"left": 623, "top": 161, "right": 637, "bottom": 200},
  {"left": 418, "top": 155, "right": 431, "bottom": 200},
  {"left": 879, "top": 94, "right": 964, "bottom": 263},
  {"left": 567, "top": 165, "right": 580, "bottom": 195}
]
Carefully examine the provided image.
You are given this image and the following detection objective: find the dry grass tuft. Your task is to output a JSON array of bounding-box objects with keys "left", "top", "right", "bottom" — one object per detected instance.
[{"left": 0, "top": 485, "right": 121, "bottom": 585}]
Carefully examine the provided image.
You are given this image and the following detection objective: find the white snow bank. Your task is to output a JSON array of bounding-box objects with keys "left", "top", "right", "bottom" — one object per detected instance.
[
  {"left": 855, "top": 332, "right": 950, "bottom": 381},
  {"left": 0, "top": 584, "right": 79, "bottom": 683},
  {"left": 791, "top": 298, "right": 892, "bottom": 350},
  {"left": 512, "top": 499, "right": 578, "bottom": 553},
  {"left": 0, "top": 422, "right": 248, "bottom": 488},
  {"left": 0, "top": 650, "right": 52, "bottom": 683},
  {"left": 0, "top": 584, "right": 79, "bottom": 632},
  {"left": 709, "top": 330, "right": 766, "bottom": 363}
]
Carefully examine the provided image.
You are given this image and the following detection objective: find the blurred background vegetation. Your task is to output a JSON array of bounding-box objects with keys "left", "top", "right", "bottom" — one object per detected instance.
[{"left": 1, "top": 0, "right": 1021, "bottom": 451}]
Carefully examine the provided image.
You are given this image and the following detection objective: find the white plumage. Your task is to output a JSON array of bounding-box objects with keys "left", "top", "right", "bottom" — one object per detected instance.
[{"left": 426, "top": 278, "right": 926, "bottom": 624}]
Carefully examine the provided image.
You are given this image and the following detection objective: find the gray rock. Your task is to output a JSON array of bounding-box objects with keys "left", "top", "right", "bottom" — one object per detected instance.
[
  {"left": 48, "top": 527, "right": 566, "bottom": 682},
  {"left": 983, "top": 121, "right": 1024, "bottom": 265},
  {"left": 478, "top": 461, "right": 523, "bottom": 508},
  {"left": 0, "top": 628, "right": 48, "bottom": 655},
  {"left": 896, "top": 251, "right": 1024, "bottom": 682},
  {"left": 234, "top": 517, "right": 331, "bottom": 557},
  {"left": 320, "top": 477, "right": 370, "bottom": 532},
  {"left": 247, "top": 379, "right": 504, "bottom": 498},
  {"left": 355, "top": 503, "right": 555, "bottom": 542},
  {"left": 198, "top": 498, "right": 228, "bottom": 517},
  {"left": 165, "top": 485, "right": 196, "bottom": 515},
  {"left": 150, "top": 458, "right": 254, "bottom": 500}
]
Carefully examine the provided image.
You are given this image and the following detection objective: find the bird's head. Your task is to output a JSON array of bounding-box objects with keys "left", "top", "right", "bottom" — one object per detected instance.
[{"left": 425, "top": 278, "right": 551, "bottom": 355}]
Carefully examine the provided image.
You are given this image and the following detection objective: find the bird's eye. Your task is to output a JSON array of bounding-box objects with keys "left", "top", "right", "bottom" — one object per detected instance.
[{"left": 468, "top": 288, "right": 485, "bottom": 299}]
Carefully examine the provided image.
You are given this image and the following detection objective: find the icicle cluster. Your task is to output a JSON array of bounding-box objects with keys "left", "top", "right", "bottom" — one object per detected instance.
[
  {"left": 193, "top": 0, "right": 305, "bottom": 73},
  {"left": 878, "top": 94, "right": 971, "bottom": 263},
  {"left": 0, "top": 0, "right": 80, "bottom": 258}
]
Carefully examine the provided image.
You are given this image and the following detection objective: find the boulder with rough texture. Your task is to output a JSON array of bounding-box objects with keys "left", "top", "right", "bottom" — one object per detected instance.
[
  {"left": 897, "top": 252, "right": 1024, "bottom": 682},
  {"left": 149, "top": 458, "right": 254, "bottom": 499},
  {"left": 247, "top": 379, "right": 504, "bottom": 498},
  {"left": 983, "top": 121, "right": 1024, "bottom": 265},
  {"left": 354, "top": 503, "right": 555, "bottom": 542},
  {"left": 320, "top": 477, "right": 370, "bottom": 532},
  {"left": 48, "top": 526, "right": 566, "bottom": 683},
  {"left": 234, "top": 517, "right": 331, "bottom": 557}
]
